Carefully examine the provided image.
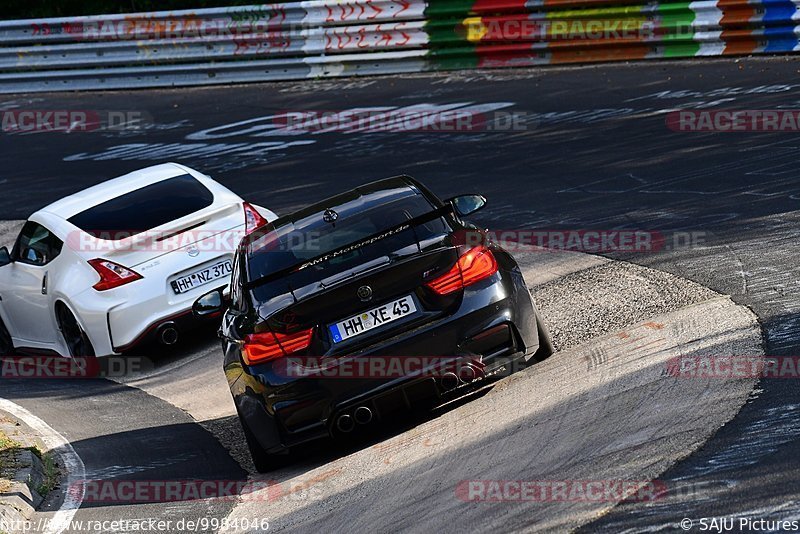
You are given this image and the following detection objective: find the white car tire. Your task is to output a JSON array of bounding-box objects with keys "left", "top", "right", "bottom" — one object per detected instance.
[
  {"left": 0, "top": 316, "right": 13, "bottom": 356},
  {"left": 55, "top": 303, "right": 95, "bottom": 358}
]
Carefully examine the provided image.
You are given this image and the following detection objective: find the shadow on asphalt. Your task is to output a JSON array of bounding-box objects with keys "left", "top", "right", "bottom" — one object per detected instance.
[
  {"left": 215, "top": 334, "right": 759, "bottom": 532},
  {"left": 122, "top": 326, "right": 220, "bottom": 369},
  {"left": 7, "top": 320, "right": 757, "bottom": 534}
]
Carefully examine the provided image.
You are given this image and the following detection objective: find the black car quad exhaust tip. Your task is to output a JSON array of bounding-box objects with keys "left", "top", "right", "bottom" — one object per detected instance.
[
  {"left": 354, "top": 406, "right": 373, "bottom": 425},
  {"left": 336, "top": 413, "right": 355, "bottom": 433},
  {"left": 458, "top": 364, "right": 477, "bottom": 383},
  {"left": 440, "top": 372, "right": 460, "bottom": 391}
]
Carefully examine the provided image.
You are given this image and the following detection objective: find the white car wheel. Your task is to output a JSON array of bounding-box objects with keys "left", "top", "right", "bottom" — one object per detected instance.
[
  {"left": 56, "top": 304, "right": 95, "bottom": 358},
  {"left": 0, "top": 317, "right": 13, "bottom": 356}
]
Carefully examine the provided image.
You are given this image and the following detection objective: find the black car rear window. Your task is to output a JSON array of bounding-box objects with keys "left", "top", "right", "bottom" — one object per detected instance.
[
  {"left": 68, "top": 174, "right": 213, "bottom": 240},
  {"left": 246, "top": 193, "right": 450, "bottom": 298}
]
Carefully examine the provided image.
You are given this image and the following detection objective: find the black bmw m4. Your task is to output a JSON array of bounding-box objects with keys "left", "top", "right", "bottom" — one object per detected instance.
[{"left": 194, "top": 175, "right": 553, "bottom": 471}]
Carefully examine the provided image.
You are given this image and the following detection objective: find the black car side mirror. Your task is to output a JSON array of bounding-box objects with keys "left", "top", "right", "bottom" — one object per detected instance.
[
  {"left": 449, "top": 194, "right": 487, "bottom": 217},
  {"left": 0, "top": 247, "right": 11, "bottom": 268},
  {"left": 193, "top": 288, "right": 224, "bottom": 318}
]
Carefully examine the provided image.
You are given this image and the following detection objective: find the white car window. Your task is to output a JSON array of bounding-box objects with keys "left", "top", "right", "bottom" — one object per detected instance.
[
  {"left": 13, "top": 221, "right": 63, "bottom": 266},
  {"left": 67, "top": 174, "right": 214, "bottom": 241}
]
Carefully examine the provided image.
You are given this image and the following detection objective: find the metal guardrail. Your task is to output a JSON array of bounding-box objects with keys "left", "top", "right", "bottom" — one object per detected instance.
[{"left": 0, "top": 0, "right": 797, "bottom": 93}]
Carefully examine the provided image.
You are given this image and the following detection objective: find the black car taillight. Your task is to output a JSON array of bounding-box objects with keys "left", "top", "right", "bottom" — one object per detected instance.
[
  {"left": 426, "top": 246, "right": 498, "bottom": 295},
  {"left": 243, "top": 327, "right": 314, "bottom": 365}
]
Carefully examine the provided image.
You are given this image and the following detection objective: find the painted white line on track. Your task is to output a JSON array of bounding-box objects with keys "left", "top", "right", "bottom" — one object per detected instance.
[{"left": 0, "top": 397, "right": 85, "bottom": 534}]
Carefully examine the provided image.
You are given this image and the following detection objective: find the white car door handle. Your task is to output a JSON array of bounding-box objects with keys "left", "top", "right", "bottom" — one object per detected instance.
[{"left": 41, "top": 272, "right": 48, "bottom": 295}]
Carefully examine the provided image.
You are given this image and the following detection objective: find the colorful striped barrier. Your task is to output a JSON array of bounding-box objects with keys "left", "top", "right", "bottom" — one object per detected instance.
[{"left": 0, "top": 0, "right": 797, "bottom": 93}]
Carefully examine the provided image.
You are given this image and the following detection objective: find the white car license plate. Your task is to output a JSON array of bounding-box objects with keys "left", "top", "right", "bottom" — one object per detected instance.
[
  {"left": 171, "top": 260, "right": 232, "bottom": 294},
  {"left": 329, "top": 295, "right": 417, "bottom": 343}
]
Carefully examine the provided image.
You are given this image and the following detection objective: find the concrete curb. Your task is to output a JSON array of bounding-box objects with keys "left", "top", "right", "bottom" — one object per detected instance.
[{"left": 0, "top": 414, "right": 49, "bottom": 531}]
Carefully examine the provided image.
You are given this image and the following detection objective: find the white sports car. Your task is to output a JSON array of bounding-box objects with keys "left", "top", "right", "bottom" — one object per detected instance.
[{"left": 0, "top": 163, "right": 276, "bottom": 358}]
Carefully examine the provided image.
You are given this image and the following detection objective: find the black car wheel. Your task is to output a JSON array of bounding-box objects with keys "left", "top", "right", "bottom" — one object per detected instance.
[
  {"left": 532, "top": 309, "right": 555, "bottom": 362},
  {"left": 237, "top": 410, "right": 287, "bottom": 473},
  {"left": 0, "top": 316, "right": 13, "bottom": 356},
  {"left": 56, "top": 304, "right": 95, "bottom": 358}
]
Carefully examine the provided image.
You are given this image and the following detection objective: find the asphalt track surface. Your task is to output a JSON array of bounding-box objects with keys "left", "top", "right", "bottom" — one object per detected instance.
[{"left": 1, "top": 55, "right": 800, "bottom": 531}]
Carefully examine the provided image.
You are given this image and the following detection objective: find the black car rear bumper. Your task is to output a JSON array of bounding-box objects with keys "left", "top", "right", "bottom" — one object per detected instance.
[{"left": 232, "top": 267, "right": 541, "bottom": 454}]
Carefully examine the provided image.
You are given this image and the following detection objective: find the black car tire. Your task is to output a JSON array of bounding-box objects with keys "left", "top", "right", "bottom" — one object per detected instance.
[
  {"left": 0, "top": 316, "right": 13, "bottom": 356},
  {"left": 532, "top": 309, "right": 555, "bottom": 362},
  {"left": 56, "top": 304, "right": 95, "bottom": 358},
  {"left": 237, "top": 410, "right": 287, "bottom": 473}
]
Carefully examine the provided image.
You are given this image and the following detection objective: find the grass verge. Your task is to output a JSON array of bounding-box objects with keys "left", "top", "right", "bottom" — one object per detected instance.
[{"left": 0, "top": 421, "right": 60, "bottom": 498}]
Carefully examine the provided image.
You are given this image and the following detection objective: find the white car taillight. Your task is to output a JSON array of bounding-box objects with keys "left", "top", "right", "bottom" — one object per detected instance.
[
  {"left": 243, "top": 202, "right": 268, "bottom": 235},
  {"left": 88, "top": 259, "right": 143, "bottom": 291}
]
